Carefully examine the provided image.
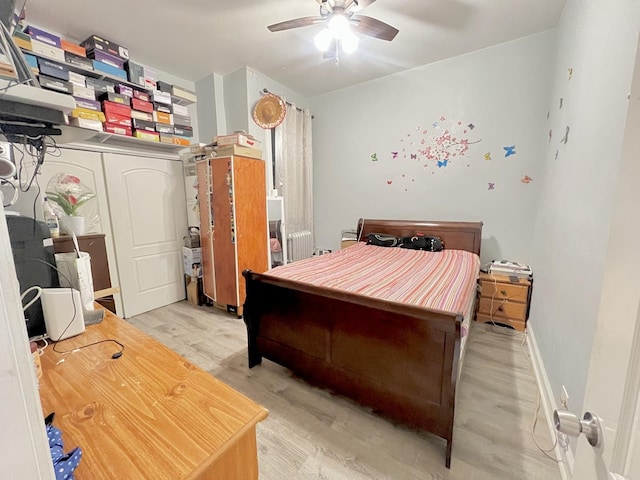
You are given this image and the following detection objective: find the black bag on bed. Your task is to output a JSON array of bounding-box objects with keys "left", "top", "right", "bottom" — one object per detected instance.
[
  {"left": 399, "top": 235, "right": 444, "bottom": 252},
  {"left": 366, "top": 233, "right": 400, "bottom": 247}
]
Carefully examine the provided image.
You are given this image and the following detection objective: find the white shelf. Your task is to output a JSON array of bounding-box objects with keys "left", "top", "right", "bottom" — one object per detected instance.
[{"left": 58, "top": 125, "right": 186, "bottom": 153}]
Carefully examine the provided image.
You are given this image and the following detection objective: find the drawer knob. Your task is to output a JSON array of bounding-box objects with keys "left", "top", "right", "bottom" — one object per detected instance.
[
  {"left": 498, "top": 306, "right": 504, "bottom": 312},
  {"left": 500, "top": 290, "right": 507, "bottom": 296}
]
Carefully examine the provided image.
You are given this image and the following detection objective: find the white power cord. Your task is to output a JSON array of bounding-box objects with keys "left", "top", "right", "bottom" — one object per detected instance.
[{"left": 21, "top": 285, "right": 42, "bottom": 311}]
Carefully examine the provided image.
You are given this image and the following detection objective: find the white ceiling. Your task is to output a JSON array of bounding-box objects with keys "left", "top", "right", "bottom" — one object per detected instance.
[{"left": 25, "top": 0, "right": 565, "bottom": 98}]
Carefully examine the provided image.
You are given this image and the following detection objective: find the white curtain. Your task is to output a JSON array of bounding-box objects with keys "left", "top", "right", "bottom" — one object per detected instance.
[{"left": 274, "top": 104, "right": 313, "bottom": 237}]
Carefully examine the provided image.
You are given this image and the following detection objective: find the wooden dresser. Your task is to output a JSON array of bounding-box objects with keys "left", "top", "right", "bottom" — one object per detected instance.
[
  {"left": 53, "top": 233, "right": 116, "bottom": 313},
  {"left": 39, "top": 308, "right": 269, "bottom": 479},
  {"left": 475, "top": 272, "right": 532, "bottom": 331}
]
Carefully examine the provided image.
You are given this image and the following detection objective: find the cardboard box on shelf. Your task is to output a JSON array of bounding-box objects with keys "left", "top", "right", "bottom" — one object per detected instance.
[
  {"left": 214, "top": 144, "right": 262, "bottom": 159},
  {"left": 65, "top": 51, "right": 94, "bottom": 70},
  {"left": 69, "top": 117, "right": 103, "bottom": 132},
  {"left": 104, "top": 123, "right": 132, "bottom": 136},
  {"left": 132, "top": 97, "right": 153, "bottom": 113},
  {"left": 99, "top": 91, "right": 131, "bottom": 106},
  {"left": 73, "top": 84, "right": 96, "bottom": 101},
  {"left": 127, "top": 60, "right": 145, "bottom": 86},
  {"left": 70, "top": 107, "right": 105, "bottom": 122},
  {"left": 68, "top": 71, "right": 86, "bottom": 87},
  {"left": 61, "top": 39, "right": 86, "bottom": 57},
  {"left": 85, "top": 77, "right": 115, "bottom": 94},
  {"left": 26, "top": 25, "right": 62, "bottom": 48},
  {"left": 81, "top": 34, "right": 129, "bottom": 60},
  {"left": 31, "top": 40, "right": 65, "bottom": 62},
  {"left": 133, "top": 130, "right": 160, "bottom": 142},
  {"left": 185, "top": 275, "right": 202, "bottom": 305},
  {"left": 92, "top": 60, "right": 127, "bottom": 80},
  {"left": 87, "top": 48, "right": 126, "bottom": 69},
  {"left": 183, "top": 247, "right": 202, "bottom": 276},
  {"left": 172, "top": 104, "right": 189, "bottom": 117},
  {"left": 215, "top": 131, "right": 261, "bottom": 148},
  {"left": 102, "top": 100, "right": 131, "bottom": 118},
  {"left": 130, "top": 110, "right": 153, "bottom": 122}
]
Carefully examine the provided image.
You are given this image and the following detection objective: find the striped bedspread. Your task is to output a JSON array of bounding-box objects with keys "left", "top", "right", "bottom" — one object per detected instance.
[{"left": 266, "top": 242, "right": 480, "bottom": 316}]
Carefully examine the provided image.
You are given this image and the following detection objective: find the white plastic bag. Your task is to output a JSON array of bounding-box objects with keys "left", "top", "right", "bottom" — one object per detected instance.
[{"left": 54, "top": 252, "right": 94, "bottom": 312}]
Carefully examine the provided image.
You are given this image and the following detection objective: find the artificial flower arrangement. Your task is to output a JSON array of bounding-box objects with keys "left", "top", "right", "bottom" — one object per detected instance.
[{"left": 45, "top": 173, "right": 95, "bottom": 217}]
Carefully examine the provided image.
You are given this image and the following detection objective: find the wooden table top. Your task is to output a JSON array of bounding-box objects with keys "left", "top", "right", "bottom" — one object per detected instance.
[{"left": 39, "top": 308, "right": 268, "bottom": 479}]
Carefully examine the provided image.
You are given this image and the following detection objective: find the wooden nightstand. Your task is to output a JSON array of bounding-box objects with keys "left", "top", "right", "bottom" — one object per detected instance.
[{"left": 475, "top": 272, "right": 532, "bottom": 331}]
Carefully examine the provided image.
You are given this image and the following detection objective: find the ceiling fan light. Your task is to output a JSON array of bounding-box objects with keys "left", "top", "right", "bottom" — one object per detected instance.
[
  {"left": 328, "top": 14, "right": 350, "bottom": 39},
  {"left": 342, "top": 31, "right": 359, "bottom": 54},
  {"left": 314, "top": 28, "right": 332, "bottom": 52}
]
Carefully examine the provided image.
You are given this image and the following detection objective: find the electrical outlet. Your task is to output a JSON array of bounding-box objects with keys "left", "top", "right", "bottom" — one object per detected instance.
[{"left": 560, "top": 385, "right": 570, "bottom": 409}]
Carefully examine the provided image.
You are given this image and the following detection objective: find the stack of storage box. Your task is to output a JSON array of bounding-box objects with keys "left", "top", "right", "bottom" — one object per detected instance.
[
  {"left": 15, "top": 25, "right": 197, "bottom": 144},
  {"left": 82, "top": 35, "right": 129, "bottom": 81},
  {"left": 214, "top": 132, "right": 262, "bottom": 159},
  {"left": 101, "top": 89, "right": 132, "bottom": 136}
]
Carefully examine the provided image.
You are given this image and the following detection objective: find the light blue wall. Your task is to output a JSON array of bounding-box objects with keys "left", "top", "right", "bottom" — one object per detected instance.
[
  {"left": 529, "top": 0, "right": 640, "bottom": 431},
  {"left": 309, "top": 32, "right": 556, "bottom": 260}
]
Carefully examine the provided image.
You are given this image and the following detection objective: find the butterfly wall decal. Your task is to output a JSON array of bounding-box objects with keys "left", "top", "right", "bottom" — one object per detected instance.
[
  {"left": 371, "top": 153, "right": 378, "bottom": 162},
  {"left": 391, "top": 152, "right": 398, "bottom": 159},
  {"left": 484, "top": 152, "right": 492, "bottom": 161},
  {"left": 468, "top": 123, "right": 475, "bottom": 130},
  {"left": 561, "top": 126, "right": 570, "bottom": 144},
  {"left": 568, "top": 67, "right": 573, "bottom": 79},
  {"left": 488, "top": 183, "right": 495, "bottom": 190},
  {"left": 410, "top": 153, "right": 417, "bottom": 160},
  {"left": 504, "top": 145, "right": 516, "bottom": 157},
  {"left": 437, "top": 160, "right": 448, "bottom": 168},
  {"left": 521, "top": 175, "right": 533, "bottom": 184},
  {"left": 387, "top": 180, "right": 392, "bottom": 185}
]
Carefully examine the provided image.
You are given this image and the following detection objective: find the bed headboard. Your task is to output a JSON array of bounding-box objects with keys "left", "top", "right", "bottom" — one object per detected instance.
[{"left": 356, "top": 219, "right": 483, "bottom": 256}]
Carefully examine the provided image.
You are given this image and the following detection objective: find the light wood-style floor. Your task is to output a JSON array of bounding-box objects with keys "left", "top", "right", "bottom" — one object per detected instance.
[{"left": 129, "top": 301, "right": 562, "bottom": 480}]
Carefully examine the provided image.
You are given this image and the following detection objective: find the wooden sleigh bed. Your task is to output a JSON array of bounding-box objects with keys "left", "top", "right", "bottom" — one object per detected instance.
[{"left": 243, "top": 219, "right": 483, "bottom": 468}]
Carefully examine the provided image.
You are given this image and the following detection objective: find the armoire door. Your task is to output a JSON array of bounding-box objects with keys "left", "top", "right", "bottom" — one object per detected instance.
[{"left": 103, "top": 153, "right": 187, "bottom": 318}]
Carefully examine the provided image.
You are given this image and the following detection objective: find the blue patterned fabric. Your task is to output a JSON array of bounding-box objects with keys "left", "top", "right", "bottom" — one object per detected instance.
[{"left": 46, "top": 423, "right": 82, "bottom": 480}]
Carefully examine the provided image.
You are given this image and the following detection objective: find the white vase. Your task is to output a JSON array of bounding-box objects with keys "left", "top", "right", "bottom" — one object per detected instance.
[{"left": 60, "top": 216, "right": 86, "bottom": 236}]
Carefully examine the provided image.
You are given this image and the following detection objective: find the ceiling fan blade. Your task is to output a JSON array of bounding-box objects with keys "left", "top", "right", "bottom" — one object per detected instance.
[
  {"left": 268, "top": 16, "right": 324, "bottom": 32},
  {"left": 351, "top": 15, "right": 398, "bottom": 41}
]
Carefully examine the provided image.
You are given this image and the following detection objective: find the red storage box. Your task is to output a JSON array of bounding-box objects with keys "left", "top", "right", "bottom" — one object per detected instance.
[
  {"left": 102, "top": 100, "right": 131, "bottom": 118},
  {"left": 104, "top": 123, "right": 132, "bottom": 136},
  {"left": 104, "top": 111, "right": 132, "bottom": 127},
  {"left": 132, "top": 97, "right": 153, "bottom": 113}
]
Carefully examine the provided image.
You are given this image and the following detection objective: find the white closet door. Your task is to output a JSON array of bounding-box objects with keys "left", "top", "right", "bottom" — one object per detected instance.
[
  {"left": 11, "top": 148, "right": 124, "bottom": 316},
  {"left": 103, "top": 153, "right": 187, "bottom": 318}
]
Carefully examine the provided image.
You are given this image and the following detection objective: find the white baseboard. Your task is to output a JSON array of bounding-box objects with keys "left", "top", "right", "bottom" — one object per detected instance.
[{"left": 526, "top": 325, "right": 574, "bottom": 479}]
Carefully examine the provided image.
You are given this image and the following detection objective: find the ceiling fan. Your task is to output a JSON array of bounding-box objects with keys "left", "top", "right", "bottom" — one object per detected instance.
[{"left": 267, "top": 0, "right": 398, "bottom": 58}]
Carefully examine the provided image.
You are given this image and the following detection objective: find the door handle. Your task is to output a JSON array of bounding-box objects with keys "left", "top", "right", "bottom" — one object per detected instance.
[{"left": 553, "top": 409, "right": 602, "bottom": 447}]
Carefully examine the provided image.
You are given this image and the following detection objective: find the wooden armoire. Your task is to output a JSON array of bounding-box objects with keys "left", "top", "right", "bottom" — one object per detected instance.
[{"left": 196, "top": 155, "right": 269, "bottom": 315}]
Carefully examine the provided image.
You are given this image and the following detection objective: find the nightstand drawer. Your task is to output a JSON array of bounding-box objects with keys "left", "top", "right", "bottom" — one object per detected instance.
[
  {"left": 476, "top": 313, "right": 526, "bottom": 331},
  {"left": 479, "top": 279, "right": 528, "bottom": 303},
  {"left": 478, "top": 297, "right": 527, "bottom": 321}
]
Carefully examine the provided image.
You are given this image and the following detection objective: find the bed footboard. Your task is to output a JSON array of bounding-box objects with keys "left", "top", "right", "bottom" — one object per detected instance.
[{"left": 243, "top": 269, "right": 462, "bottom": 468}]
